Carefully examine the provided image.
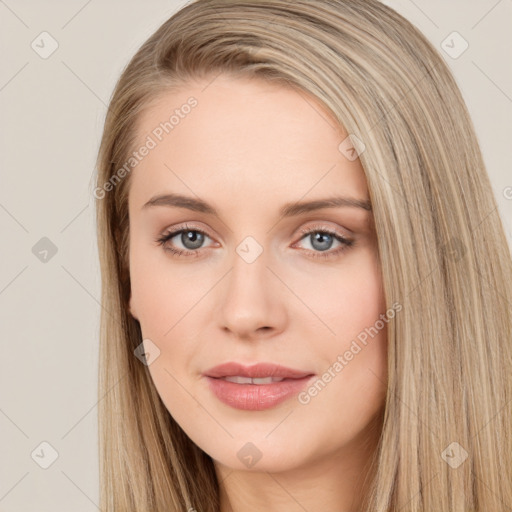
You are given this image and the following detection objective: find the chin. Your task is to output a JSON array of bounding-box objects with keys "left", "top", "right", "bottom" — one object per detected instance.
[{"left": 200, "top": 435, "right": 316, "bottom": 474}]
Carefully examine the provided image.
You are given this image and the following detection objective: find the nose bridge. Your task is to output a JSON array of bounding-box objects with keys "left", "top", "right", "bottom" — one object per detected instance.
[
  {"left": 235, "top": 234, "right": 266, "bottom": 267},
  {"left": 229, "top": 233, "right": 269, "bottom": 300},
  {"left": 216, "top": 233, "right": 284, "bottom": 337}
]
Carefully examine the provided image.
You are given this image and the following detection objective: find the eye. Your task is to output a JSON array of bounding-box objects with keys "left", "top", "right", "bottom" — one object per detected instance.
[
  {"left": 293, "top": 225, "right": 355, "bottom": 260},
  {"left": 155, "top": 223, "right": 215, "bottom": 258},
  {"left": 155, "top": 223, "right": 355, "bottom": 260}
]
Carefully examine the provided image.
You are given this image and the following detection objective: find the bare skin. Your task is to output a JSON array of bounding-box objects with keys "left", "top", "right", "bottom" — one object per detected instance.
[{"left": 127, "top": 74, "right": 388, "bottom": 512}]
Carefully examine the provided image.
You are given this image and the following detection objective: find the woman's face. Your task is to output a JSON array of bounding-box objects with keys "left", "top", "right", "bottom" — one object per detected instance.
[{"left": 127, "top": 74, "right": 388, "bottom": 473}]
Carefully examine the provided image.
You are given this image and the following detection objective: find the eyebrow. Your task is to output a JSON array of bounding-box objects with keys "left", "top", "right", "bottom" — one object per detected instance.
[{"left": 141, "top": 193, "right": 372, "bottom": 217}]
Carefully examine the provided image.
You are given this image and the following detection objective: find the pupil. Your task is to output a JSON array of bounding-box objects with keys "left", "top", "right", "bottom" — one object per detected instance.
[
  {"left": 312, "top": 232, "right": 332, "bottom": 251},
  {"left": 183, "top": 230, "right": 203, "bottom": 249}
]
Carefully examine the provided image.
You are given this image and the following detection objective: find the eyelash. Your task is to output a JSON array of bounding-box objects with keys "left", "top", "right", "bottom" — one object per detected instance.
[{"left": 155, "top": 223, "right": 355, "bottom": 260}]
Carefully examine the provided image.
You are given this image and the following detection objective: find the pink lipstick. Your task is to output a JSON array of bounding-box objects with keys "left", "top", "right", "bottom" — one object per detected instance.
[{"left": 203, "top": 362, "right": 315, "bottom": 411}]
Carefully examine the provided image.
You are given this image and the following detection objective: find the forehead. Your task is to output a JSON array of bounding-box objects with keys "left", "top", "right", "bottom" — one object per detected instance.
[{"left": 128, "top": 75, "right": 369, "bottom": 215}]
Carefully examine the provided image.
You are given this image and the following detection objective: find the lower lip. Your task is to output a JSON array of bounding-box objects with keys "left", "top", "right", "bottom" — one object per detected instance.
[{"left": 204, "top": 375, "right": 315, "bottom": 411}]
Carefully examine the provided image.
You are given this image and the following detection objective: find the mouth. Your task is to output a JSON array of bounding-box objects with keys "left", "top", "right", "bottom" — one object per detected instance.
[
  {"left": 218, "top": 376, "right": 289, "bottom": 384},
  {"left": 203, "top": 362, "right": 315, "bottom": 410}
]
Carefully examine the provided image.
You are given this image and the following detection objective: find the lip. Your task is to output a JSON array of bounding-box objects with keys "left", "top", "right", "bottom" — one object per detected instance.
[
  {"left": 203, "top": 362, "right": 315, "bottom": 411},
  {"left": 204, "top": 362, "right": 314, "bottom": 379}
]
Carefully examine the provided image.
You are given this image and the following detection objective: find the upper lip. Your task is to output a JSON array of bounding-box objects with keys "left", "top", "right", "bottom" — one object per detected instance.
[{"left": 204, "top": 362, "right": 314, "bottom": 379}]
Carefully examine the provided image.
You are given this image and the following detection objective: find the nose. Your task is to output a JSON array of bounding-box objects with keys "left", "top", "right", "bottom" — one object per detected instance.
[{"left": 216, "top": 245, "right": 287, "bottom": 341}]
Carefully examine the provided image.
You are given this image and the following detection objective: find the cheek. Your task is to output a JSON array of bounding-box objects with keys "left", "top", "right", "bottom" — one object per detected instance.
[
  {"left": 129, "top": 246, "right": 207, "bottom": 335},
  {"left": 296, "top": 250, "right": 387, "bottom": 401},
  {"left": 292, "top": 249, "right": 385, "bottom": 344},
  {"left": 129, "top": 248, "right": 210, "bottom": 395}
]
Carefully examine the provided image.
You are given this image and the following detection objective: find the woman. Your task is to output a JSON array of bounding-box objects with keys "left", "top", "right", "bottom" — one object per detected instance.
[{"left": 93, "top": 0, "right": 512, "bottom": 510}]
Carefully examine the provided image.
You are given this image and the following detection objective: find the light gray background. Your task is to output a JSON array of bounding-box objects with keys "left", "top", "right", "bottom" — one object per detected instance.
[{"left": 0, "top": 1, "right": 511, "bottom": 510}]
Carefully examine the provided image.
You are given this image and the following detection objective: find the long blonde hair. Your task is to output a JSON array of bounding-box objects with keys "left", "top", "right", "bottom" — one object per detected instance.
[{"left": 93, "top": 1, "right": 512, "bottom": 510}]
